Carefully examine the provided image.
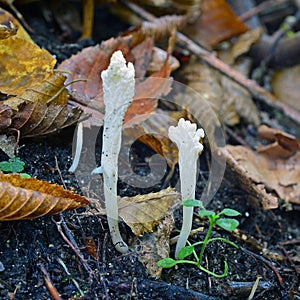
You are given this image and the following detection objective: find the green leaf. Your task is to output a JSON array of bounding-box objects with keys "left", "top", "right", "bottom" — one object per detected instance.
[
  {"left": 182, "top": 199, "right": 203, "bottom": 207},
  {"left": 20, "top": 173, "right": 31, "bottom": 178},
  {"left": 219, "top": 208, "right": 240, "bottom": 217},
  {"left": 216, "top": 218, "right": 239, "bottom": 231},
  {"left": 199, "top": 209, "right": 215, "bottom": 218},
  {"left": 178, "top": 245, "right": 194, "bottom": 259},
  {"left": 0, "top": 157, "right": 25, "bottom": 173},
  {"left": 157, "top": 258, "right": 178, "bottom": 268}
]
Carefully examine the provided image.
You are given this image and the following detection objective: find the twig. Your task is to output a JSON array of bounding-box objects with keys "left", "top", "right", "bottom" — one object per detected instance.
[
  {"left": 107, "top": 278, "right": 217, "bottom": 299},
  {"left": 248, "top": 275, "right": 262, "bottom": 300},
  {"left": 56, "top": 257, "right": 85, "bottom": 297},
  {"left": 54, "top": 156, "right": 67, "bottom": 190},
  {"left": 239, "top": 0, "right": 289, "bottom": 22},
  {"left": 241, "top": 247, "right": 283, "bottom": 286},
  {"left": 40, "top": 264, "right": 63, "bottom": 300},
  {"left": 52, "top": 214, "right": 95, "bottom": 277},
  {"left": 123, "top": 1, "right": 300, "bottom": 125}
]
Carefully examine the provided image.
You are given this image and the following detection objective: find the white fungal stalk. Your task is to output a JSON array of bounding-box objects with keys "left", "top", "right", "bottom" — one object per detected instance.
[
  {"left": 101, "top": 50, "right": 135, "bottom": 253},
  {"left": 168, "top": 118, "right": 205, "bottom": 258}
]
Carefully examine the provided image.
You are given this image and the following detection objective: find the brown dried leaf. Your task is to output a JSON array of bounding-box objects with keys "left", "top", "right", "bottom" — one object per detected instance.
[
  {"left": 226, "top": 126, "right": 300, "bottom": 207},
  {"left": 176, "top": 57, "right": 260, "bottom": 127},
  {"left": 0, "top": 173, "right": 89, "bottom": 221},
  {"left": 2, "top": 73, "right": 82, "bottom": 137},
  {"left": 0, "top": 36, "right": 56, "bottom": 95},
  {"left": 58, "top": 36, "right": 173, "bottom": 128},
  {"left": 183, "top": 0, "right": 249, "bottom": 47},
  {"left": 257, "top": 125, "right": 300, "bottom": 159},
  {"left": 271, "top": 65, "right": 300, "bottom": 112},
  {"left": 12, "top": 102, "right": 82, "bottom": 138}
]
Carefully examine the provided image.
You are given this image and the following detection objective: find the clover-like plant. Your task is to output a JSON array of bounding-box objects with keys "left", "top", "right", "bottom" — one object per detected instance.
[
  {"left": 0, "top": 157, "right": 30, "bottom": 178},
  {"left": 158, "top": 199, "right": 240, "bottom": 278},
  {"left": 168, "top": 118, "right": 205, "bottom": 258}
]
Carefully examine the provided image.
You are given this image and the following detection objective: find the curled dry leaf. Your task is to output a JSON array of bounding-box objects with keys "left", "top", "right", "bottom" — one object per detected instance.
[
  {"left": 0, "top": 7, "right": 18, "bottom": 39},
  {"left": 0, "top": 7, "right": 32, "bottom": 42},
  {"left": 0, "top": 173, "right": 89, "bottom": 221},
  {"left": 225, "top": 125, "right": 300, "bottom": 208},
  {"left": 1, "top": 73, "right": 82, "bottom": 137}
]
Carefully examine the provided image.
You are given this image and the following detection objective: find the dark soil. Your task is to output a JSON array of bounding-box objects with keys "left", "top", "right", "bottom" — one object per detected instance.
[{"left": 0, "top": 2, "right": 299, "bottom": 300}]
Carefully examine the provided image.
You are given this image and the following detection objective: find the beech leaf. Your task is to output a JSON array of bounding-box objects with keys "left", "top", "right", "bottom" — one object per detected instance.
[{"left": 0, "top": 173, "right": 89, "bottom": 221}]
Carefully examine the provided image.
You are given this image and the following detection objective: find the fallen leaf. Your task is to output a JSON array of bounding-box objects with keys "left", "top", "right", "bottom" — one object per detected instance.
[
  {"left": 1, "top": 73, "right": 83, "bottom": 137},
  {"left": 0, "top": 36, "right": 56, "bottom": 96},
  {"left": 175, "top": 57, "right": 260, "bottom": 127},
  {"left": 12, "top": 102, "right": 82, "bottom": 138},
  {"left": 87, "top": 187, "right": 180, "bottom": 236},
  {"left": 118, "top": 187, "right": 180, "bottom": 235},
  {"left": 58, "top": 36, "right": 173, "bottom": 128},
  {"left": 271, "top": 65, "right": 300, "bottom": 112},
  {"left": 225, "top": 126, "right": 300, "bottom": 207},
  {"left": 0, "top": 173, "right": 89, "bottom": 220},
  {"left": 257, "top": 124, "right": 299, "bottom": 159},
  {"left": 131, "top": 212, "right": 175, "bottom": 278},
  {"left": 183, "top": 0, "right": 249, "bottom": 47}
]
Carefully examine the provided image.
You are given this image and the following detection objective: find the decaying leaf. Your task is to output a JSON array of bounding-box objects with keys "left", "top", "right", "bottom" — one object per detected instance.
[
  {"left": 0, "top": 173, "right": 89, "bottom": 220},
  {"left": 131, "top": 212, "right": 175, "bottom": 278},
  {"left": 12, "top": 102, "right": 82, "bottom": 138},
  {"left": 0, "top": 36, "right": 56, "bottom": 95},
  {"left": 225, "top": 125, "right": 300, "bottom": 208},
  {"left": 257, "top": 125, "right": 299, "bottom": 159}
]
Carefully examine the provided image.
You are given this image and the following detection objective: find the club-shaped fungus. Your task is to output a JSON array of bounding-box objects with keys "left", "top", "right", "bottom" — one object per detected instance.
[
  {"left": 168, "top": 118, "right": 205, "bottom": 258},
  {"left": 100, "top": 50, "right": 135, "bottom": 253}
]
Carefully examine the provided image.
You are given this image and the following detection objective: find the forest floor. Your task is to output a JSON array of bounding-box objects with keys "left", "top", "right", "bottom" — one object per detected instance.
[{"left": 0, "top": 2, "right": 299, "bottom": 300}]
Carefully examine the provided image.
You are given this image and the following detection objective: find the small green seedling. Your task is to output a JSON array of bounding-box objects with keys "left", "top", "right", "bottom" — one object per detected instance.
[
  {"left": 0, "top": 157, "right": 31, "bottom": 178},
  {"left": 158, "top": 199, "right": 240, "bottom": 278}
]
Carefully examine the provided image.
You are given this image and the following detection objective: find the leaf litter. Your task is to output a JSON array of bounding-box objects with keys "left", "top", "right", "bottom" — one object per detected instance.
[{"left": 0, "top": 1, "right": 299, "bottom": 299}]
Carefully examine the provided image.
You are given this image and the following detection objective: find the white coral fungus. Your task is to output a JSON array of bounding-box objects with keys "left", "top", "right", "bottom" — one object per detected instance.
[
  {"left": 168, "top": 118, "right": 205, "bottom": 258},
  {"left": 101, "top": 50, "right": 135, "bottom": 253}
]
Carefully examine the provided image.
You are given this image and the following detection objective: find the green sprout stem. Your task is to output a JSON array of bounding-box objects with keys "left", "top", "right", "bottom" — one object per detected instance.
[{"left": 157, "top": 200, "right": 240, "bottom": 278}]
